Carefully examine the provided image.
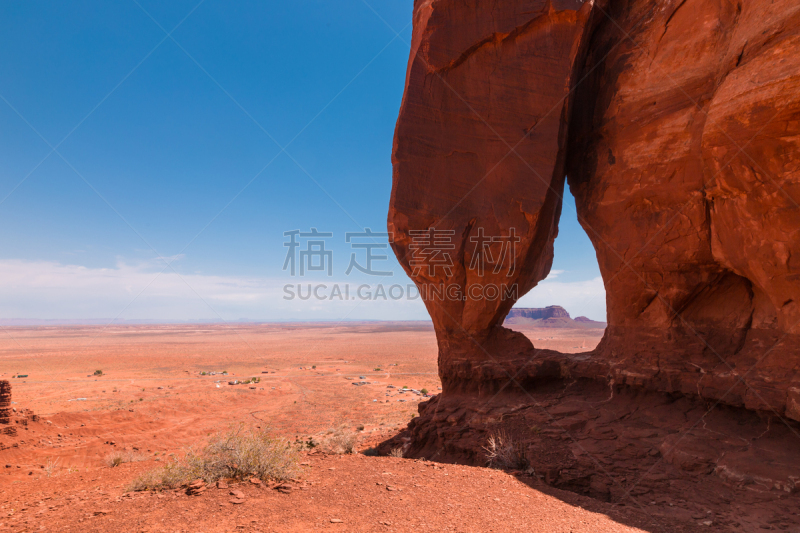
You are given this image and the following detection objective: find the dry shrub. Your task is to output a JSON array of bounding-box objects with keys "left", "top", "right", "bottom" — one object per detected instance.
[
  {"left": 127, "top": 424, "right": 299, "bottom": 492},
  {"left": 482, "top": 430, "right": 529, "bottom": 470},
  {"left": 319, "top": 424, "right": 358, "bottom": 454},
  {"left": 44, "top": 457, "right": 61, "bottom": 477},
  {"left": 389, "top": 446, "right": 404, "bottom": 458},
  {"left": 106, "top": 450, "right": 146, "bottom": 467}
]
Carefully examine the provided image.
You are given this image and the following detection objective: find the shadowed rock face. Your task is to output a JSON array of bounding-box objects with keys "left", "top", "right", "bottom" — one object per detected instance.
[{"left": 389, "top": 0, "right": 800, "bottom": 419}]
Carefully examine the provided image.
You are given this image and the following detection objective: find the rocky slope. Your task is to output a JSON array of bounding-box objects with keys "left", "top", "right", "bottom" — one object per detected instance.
[{"left": 388, "top": 0, "right": 800, "bottom": 419}]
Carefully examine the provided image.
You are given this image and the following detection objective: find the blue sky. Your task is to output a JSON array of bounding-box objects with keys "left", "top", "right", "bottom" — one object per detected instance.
[{"left": 0, "top": 0, "right": 604, "bottom": 322}]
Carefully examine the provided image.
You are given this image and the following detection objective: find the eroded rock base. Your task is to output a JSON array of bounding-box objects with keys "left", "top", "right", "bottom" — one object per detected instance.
[
  {"left": 439, "top": 328, "right": 800, "bottom": 422},
  {"left": 379, "top": 379, "right": 800, "bottom": 531}
]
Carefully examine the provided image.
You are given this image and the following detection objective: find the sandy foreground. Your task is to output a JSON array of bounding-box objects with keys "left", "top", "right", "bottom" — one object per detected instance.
[{"left": 0, "top": 322, "right": 671, "bottom": 532}]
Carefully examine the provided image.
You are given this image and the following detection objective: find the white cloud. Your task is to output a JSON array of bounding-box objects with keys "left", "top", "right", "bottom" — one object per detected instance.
[
  {"left": 0, "top": 258, "right": 428, "bottom": 321},
  {"left": 0, "top": 259, "right": 606, "bottom": 322}
]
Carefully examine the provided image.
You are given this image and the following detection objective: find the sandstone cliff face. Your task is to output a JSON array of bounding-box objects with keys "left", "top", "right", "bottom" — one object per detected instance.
[
  {"left": 568, "top": 0, "right": 800, "bottom": 417},
  {"left": 390, "top": 0, "right": 800, "bottom": 419}
]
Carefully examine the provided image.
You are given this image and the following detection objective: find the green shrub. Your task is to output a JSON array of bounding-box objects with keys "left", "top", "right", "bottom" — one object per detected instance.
[{"left": 94, "top": 370, "right": 103, "bottom": 376}]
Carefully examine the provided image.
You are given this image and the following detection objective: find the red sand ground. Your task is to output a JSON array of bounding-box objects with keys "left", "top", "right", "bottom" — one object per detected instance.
[{"left": 0, "top": 323, "right": 677, "bottom": 532}]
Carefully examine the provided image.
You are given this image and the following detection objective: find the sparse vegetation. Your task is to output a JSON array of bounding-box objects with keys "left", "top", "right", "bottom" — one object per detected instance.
[
  {"left": 105, "top": 450, "right": 146, "bottom": 467},
  {"left": 312, "top": 365, "right": 316, "bottom": 369},
  {"left": 356, "top": 424, "right": 365, "bottom": 431},
  {"left": 482, "top": 430, "right": 529, "bottom": 470},
  {"left": 318, "top": 424, "right": 358, "bottom": 454},
  {"left": 402, "top": 385, "right": 408, "bottom": 389},
  {"left": 389, "top": 447, "right": 404, "bottom": 458},
  {"left": 420, "top": 388, "right": 428, "bottom": 394},
  {"left": 44, "top": 457, "right": 61, "bottom": 477},
  {"left": 294, "top": 436, "right": 319, "bottom": 450},
  {"left": 127, "top": 424, "right": 299, "bottom": 491},
  {"left": 94, "top": 370, "right": 103, "bottom": 376}
]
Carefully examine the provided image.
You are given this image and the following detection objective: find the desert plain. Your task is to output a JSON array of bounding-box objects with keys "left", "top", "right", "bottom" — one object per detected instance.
[
  {"left": 1, "top": 322, "right": 798, "bottom": 532},
  {"left": 0, "top": 321, "right": 683, "bottom": 533}
]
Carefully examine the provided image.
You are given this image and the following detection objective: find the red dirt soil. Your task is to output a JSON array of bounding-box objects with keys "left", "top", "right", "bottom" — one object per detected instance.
[{"left": 2, "top": 324, "right": 796, "bottom": 532}]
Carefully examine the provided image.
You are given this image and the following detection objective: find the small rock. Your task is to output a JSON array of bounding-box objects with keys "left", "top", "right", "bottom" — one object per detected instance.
[
  {"left": 186, "top": 479, "right": 207, "bottom": 496},
  {"left": 229, "top": 498, "right": 246, "bottom": 505},
  {"left": 93, "top": 509, "right": 111, "bottom": 516},
  {"left": 249, "top": 477, "right": 262, "bottom": 485},
  {"left": 217, "top": 480, "right": 229, "bottom": 489},
  {"left": 230, "top": 490, "right": 245, "bottom": 499},
  {"left": 330, "top": 518, "right": 343, "bottom": 523},
  {"left": 274, "top": 484, "right": 292, "bottom": 494}
]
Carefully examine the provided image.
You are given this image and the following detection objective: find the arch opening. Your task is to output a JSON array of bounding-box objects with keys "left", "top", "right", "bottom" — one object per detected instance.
[{"left": 504, "top": 186, "right": 606, "bottom": 354}]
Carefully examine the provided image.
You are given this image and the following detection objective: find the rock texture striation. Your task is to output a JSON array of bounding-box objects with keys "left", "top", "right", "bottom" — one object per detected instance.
[{"left": 389, "top": 0, "right": 800, "bottom": 419}]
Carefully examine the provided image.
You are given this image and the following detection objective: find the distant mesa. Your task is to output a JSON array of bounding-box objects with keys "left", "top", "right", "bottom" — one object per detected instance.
[{"left": 504, "top": 306, "right": 606, "bottom": 329}]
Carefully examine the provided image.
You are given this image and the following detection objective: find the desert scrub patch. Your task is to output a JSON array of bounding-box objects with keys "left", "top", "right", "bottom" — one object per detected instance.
[
  {"left": 482, "top": 430, "right": 529, "bottom": 470},
  {"left": 127, "top": 424, "right": 299, "bottom": 491},
  {"left": 318, "top": 424, "right": 358, "bottom": 454},
  {"left": 389, "top": 446, "right": 404, "bottom": 458},
  {"left": 106, "top": 450, "right": 146, "bottom": 467},
  {"left": 43, "top": 457, "right": 61, "bottom": 477}
]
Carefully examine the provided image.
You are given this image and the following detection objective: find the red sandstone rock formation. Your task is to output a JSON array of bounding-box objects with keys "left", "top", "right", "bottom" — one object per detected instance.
[
  {"left": 569, "top": 0, "right": 800, "bottom": 419},
  {"left": 0, "top": 381, "right": 11, "bottom": 424},
  {"left": 389, "top": 0, "right": 596, "bottom": 388},
  {"left": 389, "top": 0, "right": 800, "bottom": 419}
]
